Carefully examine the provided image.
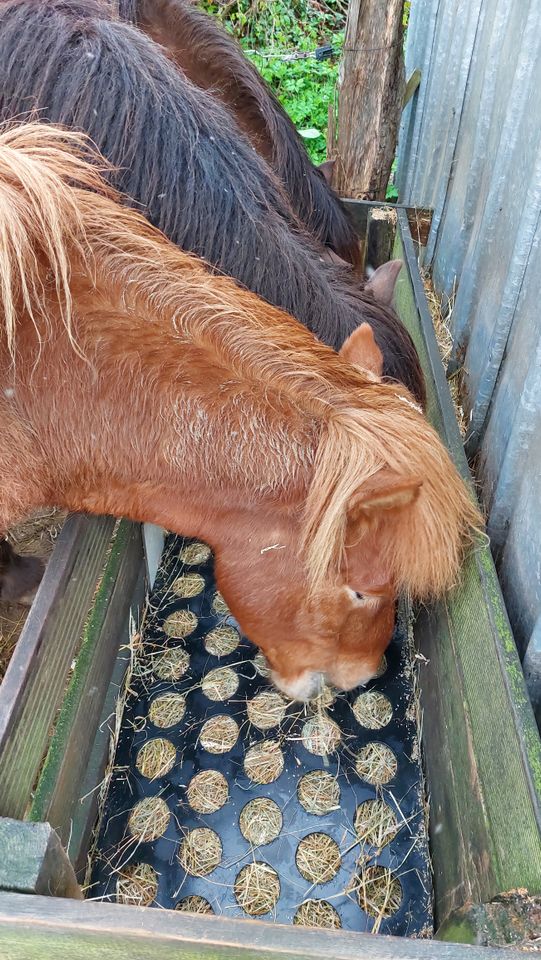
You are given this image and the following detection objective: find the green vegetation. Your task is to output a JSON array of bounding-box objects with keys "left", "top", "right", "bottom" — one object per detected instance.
[
  {"left": 200, "top": 1, "right": 406, "bottom": 194},
  {"left": 200, "top": 0, "right": 346, "bottom": 166}
]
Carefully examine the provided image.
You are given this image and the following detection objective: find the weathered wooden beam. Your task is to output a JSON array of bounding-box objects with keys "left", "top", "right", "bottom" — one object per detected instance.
[
  {"left": 0, "top": 891, "right": 530, "bottom": 960},
  {"left": 0, "top": 515, "right": 117, "bottom": 821},
  {"left": 29, "top": 521, "right": 144, "bottom": 860},
  {"left": 0, "top": 819, "right": 81, "bottom": 899},
  {"left": 393, "top": 210, "right": 541, "bottom": 925},
  {"left": 342, "top": 199, "right": 433, "bottom": 248},
  {"left": 437, "top": 891, "right": 541, "bottom": 949}
]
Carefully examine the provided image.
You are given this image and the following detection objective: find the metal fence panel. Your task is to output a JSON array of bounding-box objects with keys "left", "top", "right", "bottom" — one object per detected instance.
[{"left": 398, "top": 0, "right": 541, "bottom": 717}]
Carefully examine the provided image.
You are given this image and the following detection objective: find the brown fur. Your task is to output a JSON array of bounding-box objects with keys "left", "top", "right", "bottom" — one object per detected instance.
[{"left": 0, "top": 124, "right": 482, "bottom": 696}]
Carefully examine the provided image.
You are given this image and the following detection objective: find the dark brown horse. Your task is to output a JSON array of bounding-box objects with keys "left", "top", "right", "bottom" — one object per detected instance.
[
  {"left": 0, "top": 0, "right": 424, "bottom": 406},
  {"left": 116, "top": 0, "right": 361, "bottom": 269}
]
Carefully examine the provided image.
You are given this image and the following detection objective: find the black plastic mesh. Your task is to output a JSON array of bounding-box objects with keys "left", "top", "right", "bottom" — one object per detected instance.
[{"left": 91, "top": 535, "right": 432, "bottom": 936}]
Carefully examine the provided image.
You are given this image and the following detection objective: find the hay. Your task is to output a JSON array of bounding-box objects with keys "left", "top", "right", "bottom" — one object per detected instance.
[
  {"left": 239, "top": 797, "right": 283, "bottom": 845},
  {"left": 234, "top": 862, "right": 280, "bottom": 916},
  {"left": 355, "top": 865, "right": 402, "bottom": 930},
  {"left": 246, "top": 691, "right": 287, "bottom": 730},
  {"left": 152, "top": 646, "right": 190, "bottom": 682},
  {"left": 178, "top": 827, "right": 222, "bottom": 876},
  {"left": 175, "top": 895, "right": 214, "bottom": 914},
  {"left": 128, "top": 796, "right": 171, "bottom": 841},
  {"left": 163, "top": 609, "right": 198, "bottom": 639},
  {"left": 355, "top": 742, "right": 397, "bottom": 786},
  {"left": 354, "top": 799, "right": 398, "bottom": 850},
  {"left": 352, "top": 691, "right": 393, "bottom": 730},
  {"left": 301, "top": 715, "right": 341, "bottom": 756},
  {"left": 172, "top": 573, "right": 205, "bottom": 598},
  {"left": 116, "top": 862, "right": 157, "bottom": 906},
  {"left": 186, "top": 769, "right": 229, "bottom": 813},
  {"left": 244, "top": 740, "right": 284, "bottom": 784},
  {"left": 201, "top": 666, "right": 239, "bottom": 702},
  {"left": 294, "top": 899, "right": 341, "bottom": 929},
  {"left": 204, "top": 625, "right": 240, "bottom": 657},
  {"left": 212, "top": 591, "right": 230, "bottom": 615},
  {"left": 199, "top": 715, "right": 239, "bottom": 754},
  {"left": 149, "top": 692, "right": 186, "bottom": 728},
  {"left": 180, "top": 541, "right": 212, "bottom": 566},
  {"left": 252, "top": 651, "right": 270, "bottom": 677},
  {"left": 135, "top": 738, "right": 176, "bottom": 780},
  {"left": 422, "top": 271, "right": 467, "bottom": 438},
  {"left": 295, "top": 833, "right": 341, "bottom": 884},
  {"left": 297, "top": 770, "right": 340, "bottom": 815}
]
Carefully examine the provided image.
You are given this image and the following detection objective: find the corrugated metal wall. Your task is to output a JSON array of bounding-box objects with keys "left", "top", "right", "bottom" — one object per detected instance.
[{"left": 398, "top": 0, "right": 541, "bottom": 718}]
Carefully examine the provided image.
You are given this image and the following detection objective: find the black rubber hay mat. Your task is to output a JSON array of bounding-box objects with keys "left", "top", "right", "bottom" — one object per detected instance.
[{"left": 91, "top": 535, "right": 432, "bottom": 936}]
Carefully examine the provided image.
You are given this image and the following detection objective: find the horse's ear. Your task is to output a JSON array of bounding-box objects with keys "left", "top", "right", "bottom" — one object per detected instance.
[
  {"left": 340, "top": 322, "right": 383, "bottom": 377},
  {"left": 349, "top": 470, "right": 422, "bottom": 521},
  {"left": 318, "top": 159, "right": 335, "bottom": 185},
  {"left": 365, "top": 260, "right": 403, "bottom": 305}
]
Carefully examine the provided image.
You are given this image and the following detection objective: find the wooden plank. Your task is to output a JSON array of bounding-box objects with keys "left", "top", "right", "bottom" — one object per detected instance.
[
  {"left": 393, "top": 211, "right": 541, "bottom": 926},
  {"left": 0, "top": 892, "right": 529, "bottom": 960},
  {"left": 0, "top": 515, "right": 116, "bottom": 821},
  {"left": 437, "top": 891, "right": 541, "bottom": 949},
  {"left": 29, "top": 522, "right": 144, "bottom": 853},
  {"left": 0, "top": 820, "right": 81, "bottom": 899}
]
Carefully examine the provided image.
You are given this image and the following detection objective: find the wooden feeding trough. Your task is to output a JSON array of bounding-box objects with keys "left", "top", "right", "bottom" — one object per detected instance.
[{"left": 0, "top": 210, "right": 540, "bottom": 957}]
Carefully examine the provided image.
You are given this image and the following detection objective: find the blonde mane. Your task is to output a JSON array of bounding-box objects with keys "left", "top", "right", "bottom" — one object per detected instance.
[{"left": 0, "top": 122, "right": 482, "bottom": 600}]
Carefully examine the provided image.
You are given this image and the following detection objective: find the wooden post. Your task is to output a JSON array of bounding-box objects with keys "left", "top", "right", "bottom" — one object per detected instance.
[{"left": 332, "top": 0, "right": 405, "bottom": 200}]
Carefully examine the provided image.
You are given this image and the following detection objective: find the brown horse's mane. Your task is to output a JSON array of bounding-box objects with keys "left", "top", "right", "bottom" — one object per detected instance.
[
  {"left": 117, "top": 0, "right": 361, "bottom": 269},
  {"left": 0, "top": 124, "right": 481, "bottom": 600}
]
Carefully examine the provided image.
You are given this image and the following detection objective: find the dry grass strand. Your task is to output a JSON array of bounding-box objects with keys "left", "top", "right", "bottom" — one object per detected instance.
[
  {"left": 352, "top": 691, "right": 393, "bottom": 730},
  {"left": 149, "top": 692, "right": 186, "bottom": 728},
  {"left": 298, "top": 770, "right": 340, "bottom": 815},
  {"left": 355, "top": 742, "right": 397, "bottom": 785},
  {"left": 116, "top": 862, "right": 157, "bottom": 906},
  {"left": 204, "top": 625, "right": 240, "bottom": 657},
  {"left": 163, "top": 609, "right": 198, "bottom": 638},
  {"left": 234, "top": 862, "right": 280, "bottom": 916},
  {"left": 294, "top": 899, "right": 341, "bottom": 928},
  {"left": 246, "top": 691, "right": 287, "bottom": 730},
  {"left": 135, "top": 738, "right": 176, "bottom": 780},
  {"left": 180, "top": 542, "right": 212, "bottom": 566},
  {"left": 178, "top": 827, "right": 222, "bottom": 876},
  {"left": 301, "top": 715, "right": 341, "bottom": 756},
  {"left": 128, "top": 796, "right": 170, "bottom": 841},
  {"left": 354, "top": 799, "right": 399, "bottom": 849},
  {"left": 244, "top": 740, "right": 284, "bottom": 784},
  {"left": 239, "top": 797, "right": 283, "bottom": 845},
  {"left": 295, "top": 832, "right": 341, "bottom": 884},
  {"left": 172, "top": 573, "right": 205, "bottom": 598},
  {"left": 356, "top": 865, "right": 402, "bottom": 928},
  {"left": 152, "top": 646, "right": 190, "bottom": 682},
  {"left": 201, "top": 666, "right": 239, "bottom": 702},
  {"left": 175, "top": 895, "right": 214, "bottom": 914},
  {"left": 199, "top": 714, "right": 239, "bottom": 754},
  {"left": 186, "top": 769, "right": 229, "bottom": 813}
]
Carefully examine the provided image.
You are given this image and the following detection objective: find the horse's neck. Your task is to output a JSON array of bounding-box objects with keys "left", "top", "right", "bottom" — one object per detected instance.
[{"left": 18, "top": 300, "right": 315, "bottom": 537}]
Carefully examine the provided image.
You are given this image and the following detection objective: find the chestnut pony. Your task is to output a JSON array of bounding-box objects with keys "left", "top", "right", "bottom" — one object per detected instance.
[
  {"left": 116, "top": 0, "right": 361, "bottom": 268},
  {"left": 0, "top": 0, "right": 424, "bottom": 405},
  {"left": 0, "top": 125, "right": 481, "bottom": 698}
]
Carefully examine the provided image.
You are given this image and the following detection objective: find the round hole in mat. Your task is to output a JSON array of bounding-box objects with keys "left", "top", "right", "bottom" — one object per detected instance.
[
  {"left": 297, "top": 770, "right": 340, "bottom": 815},
  {"left": 163, "top": 609, "right": 198, "bottom": 639},
  {"left": 175, "top": 895, "right": 214, "bottom": 915},
  {"left": 252, "top": 650, "right": 270, "bottom": 677},
  {"left": 356, "top": 865, "right": 402, "bottom": 921},
  {"left": 116, "top": 863, "right": 158, "bottom": 906},
  {"left": 295, "top": 833, "right": 341, "bottom": 884},
  {"left": 354, "top": 799, "right": 399, "bottom": 849},
  {"left": 352, "top": 691, "right": 393, "bottom": 730},
  {"left": 204, "top": 625, "right": 240, "bottom": 657},
  {"left": 148, "top": 692, "right": 187, "bottom": 729},
  {"left": 152, "top": 646, "right": 190, "bottom": 682},
  {"left": 178, "top": 827, "right": 222, "bottom": 877},
  {"left": 239, "top": 798, "right": 283, "bottom": 845},
  {"left": 180, "top": 541, "right": 212, "bottom": 566},
  {"left": 246, "top": 691, "right": 287, "bottom": 730},
  {"left": 201, "top": 666, "right": 239, "bottom": 702},
  {"left": 234, "top": 862, "right": 280, "bottom": 916},
  {"left": 301, "top": 715, "right": 341, "bottom": 757},
  {"left": 212, "top": 591, "right": 230, "bottom": 615},
  {"left": 135, "top": 738, "right": 176, "bottom": 780},
  {"left": 172, "top": 573, "right": 205, "bottom": 599},
  {"left": 128, "top": 796, "right": 171, "bottom": 842},
  {"left": 355, "top": 742, "right": 397, "bottom": 786},
  {"left": 244, "top": 740, "right": 284, "bottom": 784},
  {"left": 293, "top": 899, "right": 342, "bottom": 929},
  {"left": 186, "top": 769, "right": 229, "bottom": 814},
  {"left": 309, "top": 683, "right": 336, "bottom": 709},
  {"left": 199, "top": 714, "right": 239, "bottom": 754}
]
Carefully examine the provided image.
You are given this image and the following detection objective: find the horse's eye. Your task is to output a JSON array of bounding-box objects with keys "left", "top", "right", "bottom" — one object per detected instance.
[{"left": 355, "top": 591, "right": 365, "bottom": 601}]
